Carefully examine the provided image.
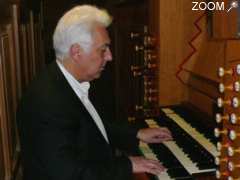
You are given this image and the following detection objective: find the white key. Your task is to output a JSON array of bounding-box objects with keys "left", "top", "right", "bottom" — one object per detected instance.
[
  {"left": 144, "top": 117, "right": 216, "bottom": 174},
  {"left": 163, "top": 141, "right": 215, "bottom": 174},
  {"left": 161, "top": 108, "right": 175, "bottom": 114},
  {"left": 156, "top": 171, "right": 174, "bottom": 180},
  {"left": 165, "top": 113, "right": 219, "bottom": 157},
  {"left": 139, "top": 142, "right": 173, "bottom": 180}
]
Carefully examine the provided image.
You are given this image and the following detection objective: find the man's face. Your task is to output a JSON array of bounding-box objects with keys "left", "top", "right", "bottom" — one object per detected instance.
[{"left": 78, "top": 25, "right": 112, "bottom": 81}]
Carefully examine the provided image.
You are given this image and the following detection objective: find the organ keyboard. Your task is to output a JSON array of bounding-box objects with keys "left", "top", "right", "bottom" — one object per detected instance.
[{"left": 138, "top": 106, "right": 217, "bottom": 179}]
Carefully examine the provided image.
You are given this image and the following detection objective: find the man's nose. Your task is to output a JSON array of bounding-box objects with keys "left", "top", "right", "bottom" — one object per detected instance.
[{"left": 105, "top": 48, "right": 112, "bottom": 62}]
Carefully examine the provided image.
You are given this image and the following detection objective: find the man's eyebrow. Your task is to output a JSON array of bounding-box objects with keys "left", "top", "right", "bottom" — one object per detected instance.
[
  {"left": 100, "top": 43, "right": 110, "bottom": 49},
  {"left": 104, "top": 42, "right": 111, "bottom": 46},
  {"left": 104, "top": 43, "right": 111, "bottom": 47}
]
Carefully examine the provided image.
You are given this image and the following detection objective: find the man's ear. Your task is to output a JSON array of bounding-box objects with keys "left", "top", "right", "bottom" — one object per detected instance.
[{"left": 69, "top": 43, "right": 82, "bottom": 60}]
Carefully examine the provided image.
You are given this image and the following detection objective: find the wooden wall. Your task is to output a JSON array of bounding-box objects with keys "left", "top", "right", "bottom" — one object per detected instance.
[
  {"left": 150, "top": 0, "right": 240, "bottom": 116},
  {"left": 0, "top": 1, "right": 45, "bottom": 179},
  {"left": 181, "top": 6, "right": 224, "bottom": 115},
  {"left": 157, "top": 0, "right": 189, "bottom": 106}
]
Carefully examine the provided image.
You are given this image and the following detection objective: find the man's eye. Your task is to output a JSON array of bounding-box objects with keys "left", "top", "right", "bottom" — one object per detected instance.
[
  {"left": 101, "top": 47, "right": 108, "bottom": 53},
  {"left": 101, "top": 48, "right": 106, "bottom": 52},
  {"left": 99, "top": 44, "right": 110, "bottom": 54}
]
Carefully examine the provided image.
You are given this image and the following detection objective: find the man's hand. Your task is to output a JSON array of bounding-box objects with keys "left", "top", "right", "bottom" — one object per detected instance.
[
  {"left": 129, "top": 156, "right": 165, "bottom": 175},
  {"left": 137, "top": 127, "right": 172, "bottom": 143}
]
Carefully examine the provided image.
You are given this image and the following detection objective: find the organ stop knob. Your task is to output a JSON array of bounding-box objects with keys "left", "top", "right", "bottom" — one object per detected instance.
[
  {"left": 217, "top": 97, "right": 239, "bottom": 108},
  {"left": 215, "top": 157, "right": 228, "bottom": 165},
  {"left": 228, "top": 161, "right": 240, "bottom": 172},
  {"left": 229, "top": 130, "right": 240, "bottom": 141},
  {"left": 227, "top": 146, "right": 240, "bottom": 157},
  {"left": 215, "top": 113, "right": 229, "bottom": 123},
  {"left": 216, "top": 170, "right": 228, "bottom": 179},
  {"left": 218, "top": 64, "right": 240, "bottom": 77},
  {"left": 219, "top": 82, "right": 240, "bottom": 93},
  {"left": 214, "top": 128, "right": 227, "bottom": 138}
]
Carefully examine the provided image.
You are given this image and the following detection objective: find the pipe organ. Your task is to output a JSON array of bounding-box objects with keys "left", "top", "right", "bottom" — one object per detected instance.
[
  {"left": 128, "top": 26, "right": 159, "bottom": 120},
  {"left": 215, "top": 65, "right": 240, "bottom": 179},
  {"left": 2, "top": 0, "right": 240, "bottom": 180}
]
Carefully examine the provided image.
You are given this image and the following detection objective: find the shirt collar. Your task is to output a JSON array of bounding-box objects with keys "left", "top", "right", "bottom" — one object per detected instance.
[{"left": 56, "top": 60, "right": 90, "bottom": 97}]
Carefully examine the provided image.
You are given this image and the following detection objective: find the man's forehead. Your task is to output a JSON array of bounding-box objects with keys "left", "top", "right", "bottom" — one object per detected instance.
[{"left": 93, "top": 26, "right": 111, "bottom": 44}]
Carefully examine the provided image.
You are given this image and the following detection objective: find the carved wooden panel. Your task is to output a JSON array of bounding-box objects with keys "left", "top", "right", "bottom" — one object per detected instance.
[
  {"left": 12, "top": 4, "right": 22, "bottom": 99},
  {"left": 0, "top": 23, "right": 20, "bottom": 180},
  {"left": 0, "top": 25, "right": 12, "bottom": 180}
]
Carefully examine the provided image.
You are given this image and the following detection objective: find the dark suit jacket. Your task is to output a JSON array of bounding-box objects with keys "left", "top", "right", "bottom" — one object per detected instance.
[{"left": 17, "top": 61, "right": 138, "bottom": 180}]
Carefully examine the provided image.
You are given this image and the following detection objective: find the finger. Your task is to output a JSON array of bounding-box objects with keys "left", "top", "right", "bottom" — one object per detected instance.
[
  {"left": 155, "top": 134, "right": 173, "bottom": 140},
  {"left": 161, "top": 136, "right": 173, "bottom": 141},
  {"left": 155, "top": 133, "right": 172, "bottom": 138},
  {"left": 150, "top": 137, "right": 172, "bottom": 143},
  {"left": 158, "top": 127, "right": 172, "bottom": 135},
  {"left": 145, "top": 159, "right": 165, "bottom": 170},
  {"left": 145, "top": 164, "right": 166, "bottom": 175},
  {"left": 152, "top": 134, "right": 173, "bottom": 141},
  {"left": 145, "top": 159, "right": 161, "bottom": 165},
  {"left": 147, "top": 168, "right": 164, "bottom": 175},
  {"left": 157, "top": 131, "right": 173, "bottom": 139},
  {"left": 152, "top": 127, "right": 172, "bottom": 136},
  {"left": 159, "top": 129, "right": 172, "bottom": 137}
]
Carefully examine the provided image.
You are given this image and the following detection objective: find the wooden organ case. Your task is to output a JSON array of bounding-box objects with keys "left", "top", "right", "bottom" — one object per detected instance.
[
  {"left": 111, "top": 1, "right": 222, "bottom": 180},
  {"left": 115, "top": 0, "right": 240, "bottom": 179}
]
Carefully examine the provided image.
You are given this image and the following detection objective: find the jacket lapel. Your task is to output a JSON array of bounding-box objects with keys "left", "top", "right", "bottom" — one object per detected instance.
[{"left": 48, "top": 61, "right": 109, "bottom": 144}]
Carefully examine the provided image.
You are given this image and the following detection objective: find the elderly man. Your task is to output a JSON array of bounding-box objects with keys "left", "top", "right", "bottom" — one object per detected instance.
[{"left": 17, "top": 5, "right": 172, "bottom": 180}]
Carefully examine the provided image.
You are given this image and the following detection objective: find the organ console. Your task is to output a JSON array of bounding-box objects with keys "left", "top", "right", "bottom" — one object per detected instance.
[
  {"left": 215, "top": 64, "right": 240, "bottom": 179},
  {"left": 126, "top": 15, "right": 237, "bottom": 180},
  {"left": 134, "top": 105, "right": 218, "bottom": 180},
  {"left": 128, "top": 25, "right": 237, "bottom": 180}
]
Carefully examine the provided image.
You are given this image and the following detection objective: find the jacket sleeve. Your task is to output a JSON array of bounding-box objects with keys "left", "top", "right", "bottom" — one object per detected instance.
[
  {"left": 104, "top": 119, "right": 140, "bottom": 151},
  {"left": 18, "top": 110, "right": 134, "bottom": 180}
]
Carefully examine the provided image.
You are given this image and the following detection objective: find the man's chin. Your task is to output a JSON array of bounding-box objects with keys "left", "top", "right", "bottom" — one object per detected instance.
[
  {"left": 91, "top": 73, "right": 102, "bottom": 81},
  {"left": 96, "top": 73, "right": 102, "bottom": 78}
]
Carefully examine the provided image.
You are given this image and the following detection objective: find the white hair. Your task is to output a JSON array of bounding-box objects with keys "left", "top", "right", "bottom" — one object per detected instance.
[{"left": 53, "top": 5, "right": 112, "bottom": 60}]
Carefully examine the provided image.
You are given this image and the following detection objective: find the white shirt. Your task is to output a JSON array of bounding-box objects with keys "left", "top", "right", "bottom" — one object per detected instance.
[{"left": 56, "top": 60, "right": 109, "bottom": 143}]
